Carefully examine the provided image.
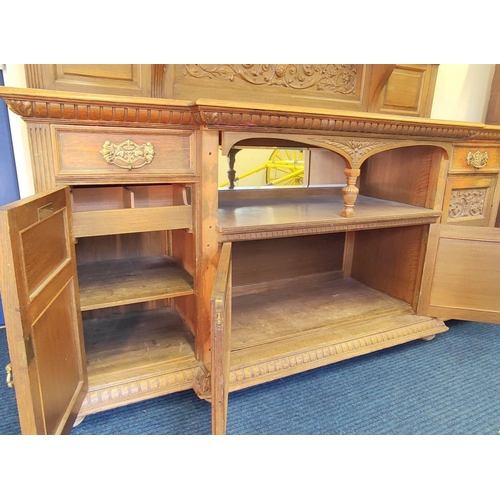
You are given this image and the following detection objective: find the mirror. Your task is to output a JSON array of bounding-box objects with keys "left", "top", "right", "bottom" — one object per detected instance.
[{"left": 218, "top": 146, "right": 348, "bottom": 189}]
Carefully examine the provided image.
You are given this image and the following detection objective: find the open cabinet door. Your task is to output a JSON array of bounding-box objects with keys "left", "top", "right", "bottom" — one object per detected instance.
[
  {"left": 418, "top": 224, "right": 500, "bottom": 323},
  {"left": 210, "top": 242, "right": 232, "bottom": 435},
  {"left": 0, "top": 187, "right": 87, "bottom": 434}
]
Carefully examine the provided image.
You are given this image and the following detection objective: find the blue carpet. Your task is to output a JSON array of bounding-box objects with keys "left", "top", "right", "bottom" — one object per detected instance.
[{"left": 0, "top": 320, "right": 499, "bottom": 435}]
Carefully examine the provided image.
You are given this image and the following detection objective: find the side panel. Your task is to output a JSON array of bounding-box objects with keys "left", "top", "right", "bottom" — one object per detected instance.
[
  {"left": 0, "top": 187, "right": 87, "bottom": 434},
  {"left": 210, "top": 242, "right": 232, "bottom": 435},
  {"left": 418, "top": 224, "right": 500, "bottom": 323}
]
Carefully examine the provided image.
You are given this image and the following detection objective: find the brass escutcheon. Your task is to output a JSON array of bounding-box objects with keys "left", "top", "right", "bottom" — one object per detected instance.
[
  {"left": 466, "top": 150, "right": 489, "bottom": 169},
  {"left": 100, "top": 139, "right": 156, "bottom": 170}
]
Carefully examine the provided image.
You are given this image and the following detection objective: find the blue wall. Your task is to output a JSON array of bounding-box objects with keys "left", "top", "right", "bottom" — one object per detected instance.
[{"left": 0, "top": 70, "right": 20, "bottom": 325}]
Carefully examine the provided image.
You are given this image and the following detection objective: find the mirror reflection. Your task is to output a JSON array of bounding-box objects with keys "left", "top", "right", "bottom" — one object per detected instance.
[{"left": 218, "top": 147, "right": 348, "bottom": 189}]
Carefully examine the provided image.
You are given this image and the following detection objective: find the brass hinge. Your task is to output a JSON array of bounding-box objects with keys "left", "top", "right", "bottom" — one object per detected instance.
[
  {"left": 24, "top": 336, "right": 35, "bottom": 366},
  {"left": 216, "top": 311, "right": 223, "bottom": 326}
]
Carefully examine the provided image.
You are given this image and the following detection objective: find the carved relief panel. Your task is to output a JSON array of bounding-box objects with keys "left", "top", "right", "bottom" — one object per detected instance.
[
  {"left": 442, "top": 175, "right": 498, "bottom": 226},
  {"left": 167, "top": 64, "right": 372, "bottom": 111}
]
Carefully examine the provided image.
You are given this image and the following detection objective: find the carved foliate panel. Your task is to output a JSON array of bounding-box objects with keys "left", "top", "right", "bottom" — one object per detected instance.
[
  {"left": 183, "top": 64, "right": 358, "bottom": 94},
  {"left": 172, "top": 64, "right": 369, "bottom": 111},
  {"left": 448, "top": 188, "right": 487, "bottom": 219}
]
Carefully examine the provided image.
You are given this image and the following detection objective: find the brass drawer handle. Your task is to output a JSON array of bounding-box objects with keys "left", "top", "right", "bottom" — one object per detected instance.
[
  {"left": 466, "top": 150, "right": 489, "bottom": 169},
  {"left": 5, "top": 364, "right": 13, "bottom": 388},
  {"left": 100, "top": 139, "right": 156, "bottom": 170}
]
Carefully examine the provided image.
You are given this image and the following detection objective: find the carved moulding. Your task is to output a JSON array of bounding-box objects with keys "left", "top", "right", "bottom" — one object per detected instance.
[
  {"left": 5, "top": 97, "right": 197, "bottom": 127},
  {"left": 448, "top": 188, "right": 487, "bottom": 218},
  {"left": 78, "top": 365, "right": 203, "bottom": 416},
  {"left": 194, "top": 106, "right": 483, "bottom": 141},
  {"left": 218, "top": 216, "right": 441, "bottom": 242},
  {"left": 6, "top": 100, "right": 33, "bottom": 117},
  {"left": 183, "top": 64, "right": 358, "bottom": 93},
  {"left": 228, "top": 318, "right": 446, "bottom": 389}
]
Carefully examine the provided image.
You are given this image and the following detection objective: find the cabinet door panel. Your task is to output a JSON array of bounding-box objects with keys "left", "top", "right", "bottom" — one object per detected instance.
[
  {"left": 0, "top": 187, "right": 87, "bottom": 434},
  {"left": 418, "top": 224, "right": 500, "bottom": 323},
  {"left": 210, "top": 242, "right": 232, "bottom": 435}
]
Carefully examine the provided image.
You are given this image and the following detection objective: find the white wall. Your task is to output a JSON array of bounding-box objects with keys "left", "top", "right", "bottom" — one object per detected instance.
[
  {"left": 3, "top": 64, "right": 34, "bottom": 197},
  {"left": 431, "top": 64, "right": 495, "bottom": 122}
]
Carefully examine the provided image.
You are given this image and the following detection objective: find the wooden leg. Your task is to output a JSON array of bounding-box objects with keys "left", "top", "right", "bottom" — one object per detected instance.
[
  {"left": 227, "top": 149, "right": 239, "bottom": 189},
  {"left": 341, "top": 168, "right": 361, "bottom": 217},
  {"left": 420, "top": 334, "right": 436, "bottom": 341},
  {"left": 73, "top": 415, "right": 86, "bottom": 427}
]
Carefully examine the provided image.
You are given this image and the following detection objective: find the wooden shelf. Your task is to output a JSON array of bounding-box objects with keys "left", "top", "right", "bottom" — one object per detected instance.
[
  {"left": 217, "top": 193, "right": 441, "bottom": 241},
  {"left": 80, "top": 307, "right": 200, "bottom": 415},
  {"left": 77, "top": 256, "right": 194, "bottom": 311},
  {"left": 228, "top": 278, "right": 447, "bottom": 390}
]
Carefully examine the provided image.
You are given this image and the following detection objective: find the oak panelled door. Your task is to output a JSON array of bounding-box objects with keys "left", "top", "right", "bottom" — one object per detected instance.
[
  {"left": 418, "top": 224, "right": 500, "bottom": 324},
  {"left": 211, "top": 242, "right": 232, "bottom": 435},
  {"left": 0, "top": 187, "right": 87, "bottom": 434}
]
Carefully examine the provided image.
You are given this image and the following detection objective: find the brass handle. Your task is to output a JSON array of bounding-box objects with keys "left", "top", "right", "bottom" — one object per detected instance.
[
  {"left": 466, "top": 150, "right": 489, "bottom": 169},
  {"left": 100, "top": 139, "right": 156, "bottom": 170},
  {"left": 5, "top": 364, "right": 13, "bottom": 388}
]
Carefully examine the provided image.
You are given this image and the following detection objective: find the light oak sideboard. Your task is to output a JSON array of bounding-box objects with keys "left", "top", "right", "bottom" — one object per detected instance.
[{"left": 0, "top": 87, "right": 499, "bottom": 435}]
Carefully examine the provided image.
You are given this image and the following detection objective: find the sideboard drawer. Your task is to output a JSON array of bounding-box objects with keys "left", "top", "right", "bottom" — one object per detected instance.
[
  {"left": 52, "top": 125, "right": 197, "bottom": 183},
  {"left": 451, "top": 145, "right": 500, "bottom": 173}
]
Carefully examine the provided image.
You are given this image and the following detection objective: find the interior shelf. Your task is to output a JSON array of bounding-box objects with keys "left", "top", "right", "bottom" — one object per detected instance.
[
  {"left": 231, "top": 278, "right": 417, "bottom": 350},
  {"left": 217, "top": 192, "right": 441, "bottom": 240},
  {"left": 83, "top": 307, "right": 197, "bottom": 389},
  {"left": 77, "top": 255, "right": 194, "bottom": 311},
  {"left": 228, "top": 278, "right": 447, "bottom": 388}
]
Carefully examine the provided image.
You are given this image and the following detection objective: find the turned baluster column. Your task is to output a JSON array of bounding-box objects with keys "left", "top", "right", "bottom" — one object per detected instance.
[
  {"left": 226, "top": 148, "right": 239, "bottom": 189},
  {"left": 341, "top": 168, "right": 361, "bottom": 217}
]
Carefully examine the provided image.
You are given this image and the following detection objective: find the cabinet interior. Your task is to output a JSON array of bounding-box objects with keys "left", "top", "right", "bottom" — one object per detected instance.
[
  {"left": 71, "top": 142, "right": 445, "bottom": 404},
  {"left": 230, "top": 224, "right": 427, "bottom": 352},
  {"left": 74, "top": 186, "right": 199, "bottom": 398},
  {"left": 218, "top": 143, "right": 444, "bottom": 375}
]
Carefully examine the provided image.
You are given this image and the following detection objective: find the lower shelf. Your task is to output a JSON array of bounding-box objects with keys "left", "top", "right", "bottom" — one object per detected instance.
[
  {"left": 77, "top": 256, "right": 194, "bottom": 311},
  {"left": 228, "top": 278, "right": 448, "bottom": 390},
  {"left": 78, "top": 307, "right": 202, "bottom": 416}
]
